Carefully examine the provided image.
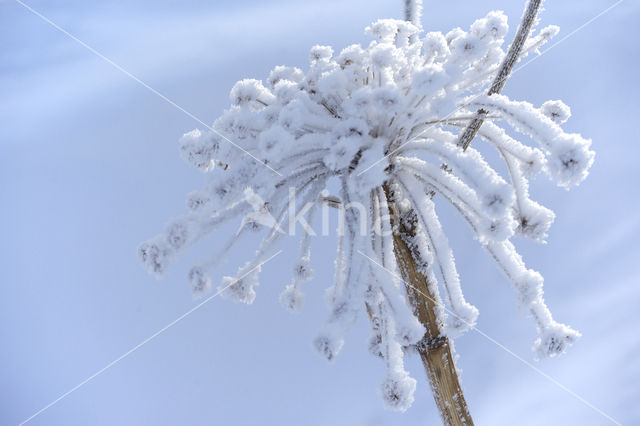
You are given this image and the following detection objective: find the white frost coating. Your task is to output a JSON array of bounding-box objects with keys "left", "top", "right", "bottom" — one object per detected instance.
[
  {"left": 521, "top": 25, "right": 560, "bottom": 57},
  {"left": 229, "top": 78, "right": 275, "bottom": 107},
  {"left": 314, "top": 178, "right": 369, "bottom": 362},
  {"left": 370, "top": 188, "right": 426, "bottom": 346},
  {"left": 185, "top": 190, "right": 211, "bottom": 212},
  {"left": 470, "top": 11, "right": 509, "bottom": 41},
  {"left": 399, "top": 129, "right": 515, "bottom": 219},
  {"left": 140, "top": 12, "right": 591, "bottom": 411},
  {"left": 385, "top": 181, "right": 448, "bottom": 327},
  {"left": 380, "top": 367, "right": 417, "bottom": 412},
  {"left": 279, "top": 284, "right": 305, "bottom": 313},
  {"left": 366, "top": 282, "right": 418, "bottom": 411},
  {"left": 280, "top": 197, "right": 318, "bottom": 313},
  {"left": 395, "top": 156, "right": 516, "bottom": 243},
  {"left": 219, "top": 262, "right": 261, "bottom": 304},
  {"left": 267, "top": 65, "right": 305, "bottom": 88},
  {"left": 466, "top": 94, "right": 594, "bottom": 188},
  {"left": 226, "top": 178, "right": 326, "bottom": 306},
  {"left": 189, "top": 265, "right": 212, "bottom": 299},
  {"left": 476, "top": 121, "right": 546, "bottom": 178},
  {"left": 399, "top": 173, "right": 479, "bottom": 336},
  {"left": 540, "top": 99, "right": 571, "bottom": 124},
  {"left": 486, "top": 240, "right": 581, "bottom": 359},
  {"left": 138, "top": 235, "right": 174, "bottom": 277},
  {"left": 502, "top": 151, "right": 555, "bottom": 241},
  {"left": 533, "top": 321, "right": 581, "bottom": 360}
]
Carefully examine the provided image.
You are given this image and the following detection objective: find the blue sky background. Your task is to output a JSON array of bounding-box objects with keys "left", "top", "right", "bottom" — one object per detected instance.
[{"left": 1, "top": 0, "right": 639, "bottom": 425}]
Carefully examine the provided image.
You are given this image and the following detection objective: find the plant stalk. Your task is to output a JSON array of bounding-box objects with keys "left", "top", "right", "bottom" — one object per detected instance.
[{"left": 384, "top": 183, "right": 474, "bottom": 426}]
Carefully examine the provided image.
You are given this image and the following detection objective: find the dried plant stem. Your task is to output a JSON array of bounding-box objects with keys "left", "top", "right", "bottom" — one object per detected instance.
[
  {"left": 384, "top": 183, "right": 474, "bottom": 426},
  {"left": 457, "top": 0, "right": 544, "bottom": 151},
  {"left": 404, "top": 0, "right": 423, "bottom": 28}
]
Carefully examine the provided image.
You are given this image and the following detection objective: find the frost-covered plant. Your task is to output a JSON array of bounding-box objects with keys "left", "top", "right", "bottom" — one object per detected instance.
[{"left": 140, "top": 6, "right": 593, "bottom": 413}]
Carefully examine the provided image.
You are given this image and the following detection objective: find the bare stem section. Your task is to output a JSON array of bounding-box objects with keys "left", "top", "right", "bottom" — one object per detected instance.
[
  {"left": 384, "top": 183, "right": 474, "bottom": 426},
  {"left": 404, "top": 0, "right": 423, "bottom": 28},
  {"left": 457, "top": 0, "right": 544, "bottom": 151}
]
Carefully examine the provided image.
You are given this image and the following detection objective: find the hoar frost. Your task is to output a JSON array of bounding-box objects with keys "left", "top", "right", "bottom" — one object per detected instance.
[{"left": 140, "top": 12, "right": 592, "bottom": 411}]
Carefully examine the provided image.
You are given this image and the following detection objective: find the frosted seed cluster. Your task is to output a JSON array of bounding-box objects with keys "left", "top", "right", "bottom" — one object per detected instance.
[{"left": 140, "top": 13, "right": 592, "bottom": 410}]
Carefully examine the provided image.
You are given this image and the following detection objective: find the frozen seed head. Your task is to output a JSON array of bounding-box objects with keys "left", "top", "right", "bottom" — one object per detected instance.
[
  {"left": 470, "top": 10, "right": 509, "bottom": 41},
  {"left": 516, "top": 202, "right": 555, "bottom": 241},
  {"left": 138, "top": 237, "right": 173, "bottom": 277},
  {"left": 541, "top": 100, "right": 571, "bottom": 124},
  {"left": 423, "top": 31, "right": 449, "bottom": 62},
  {"left": 165, "top": 220, "right": 191, "bottom": 251},
  {"left": 519, "top": 148, "right": 546, "bottom": 178},
  {"left": 218, "top": 265, "right": 261, "bottom": 304},
  {"left": 309, "top": 45, "right": 334, "bottom": 62},
  {"left": 479, "top": 216, "right": 516, "bottom": 243},
  {"left": 179, "top": 129, "right": 218, "bottom": 171},
  {"left": 379, "top": 373, "right": 417, "bottom": 412},
  {"left": 230, "top": 79, "right": 274, "bottom": 107},
  {"left": 534, "top": 322, "right": 581, "bottom": 360},
  {"left": 189, "top": 266, "right": 212, "bottom": 299},
  {"left": 293, "top": 258, "right": 315, "bottom": 282},
  {"left": 279, "top": 284, "right": 304, "bottom": 313},
  {"left": 140, "top": 9, "right": 590, "bottom": 412},
  {"left": 313, "top": 334, "right": 344, "bottom": 362},
  {"left": 449, "top": 33, "right": 488, "bottom": 63},
  {"left": 547, "top": 134, "right": 595, "bottom": 189},
  {"left": 185, "top": 190, "right": 210, "bottom": 212},
  {"left": 219, "top": 275, "right": 256, "bottom": 304},
  {"left": 336, "top": 44, "right": 366, "bottom": 68},
  {"left": 267, "top": 65, "right": 304, "bottom": 88}
]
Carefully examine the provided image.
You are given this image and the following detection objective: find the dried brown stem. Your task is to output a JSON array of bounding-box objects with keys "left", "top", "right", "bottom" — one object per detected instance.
[{"left": 383, "top": 183, "right": 474, "bottom": 426}]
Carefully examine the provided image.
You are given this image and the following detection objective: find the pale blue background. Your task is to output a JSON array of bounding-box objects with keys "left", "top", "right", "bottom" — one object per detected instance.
[{"left": 1, "top": 1, "right": 639, "bottom": 425}]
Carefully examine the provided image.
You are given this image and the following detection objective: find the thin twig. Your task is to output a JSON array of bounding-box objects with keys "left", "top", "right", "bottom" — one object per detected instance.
[
  {"left": 404, "top": 0, "right": 422, "bottom": 27},
  {"left": 457, "top": 0, "right": 544, "bottom": 151}
]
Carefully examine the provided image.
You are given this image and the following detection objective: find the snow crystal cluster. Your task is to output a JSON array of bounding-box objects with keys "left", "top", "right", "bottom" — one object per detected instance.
[{"left": 139, "top": 12, "right": 593, "bottom": 411}]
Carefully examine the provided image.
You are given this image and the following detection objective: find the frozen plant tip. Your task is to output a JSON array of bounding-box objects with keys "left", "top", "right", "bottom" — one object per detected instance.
[{"left": 140, "top": 7, "right": 592, "bottom": 412}]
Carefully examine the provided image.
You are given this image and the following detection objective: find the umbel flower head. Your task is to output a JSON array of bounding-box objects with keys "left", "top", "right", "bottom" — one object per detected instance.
[{"left": 140, "top": 13, "right": 593, "bottom": 411}]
